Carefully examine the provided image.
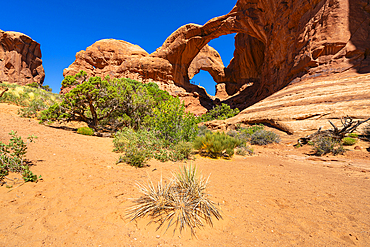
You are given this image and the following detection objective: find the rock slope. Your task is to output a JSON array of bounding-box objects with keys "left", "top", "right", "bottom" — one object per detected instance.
[{"left": 0, "top": 30, "right": 45, "bottom": 85}]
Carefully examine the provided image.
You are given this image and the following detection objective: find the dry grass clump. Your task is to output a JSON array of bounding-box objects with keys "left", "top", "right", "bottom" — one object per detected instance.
[{"left": 126, "top": 165, "right": 222, "bottom": 237}]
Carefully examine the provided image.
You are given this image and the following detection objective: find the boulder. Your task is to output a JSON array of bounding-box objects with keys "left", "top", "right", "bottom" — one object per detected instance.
[{"left": 0, "top": 30, "right": 45, "bottom": 86}]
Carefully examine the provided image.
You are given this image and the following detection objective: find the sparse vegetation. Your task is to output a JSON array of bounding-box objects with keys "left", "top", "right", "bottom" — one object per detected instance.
[
  {"left": 312, "top": 137, "right": 345, "bottom": 156},
  {"left": 77, "top": 127, "right": 94, "bottom": 136},
  {"left": 193, "top": 132, "right": 241, "bottom": 158},
  {"left": 127, "top": 164, "right": 222, "bottom": 237},
  {"left": 249, "top": 129, "right": 281, "bottom": 145},
  {"left": 196, "top": 103, "right": 239, "bottom": 123},
  {"left": 0, "top": 131, "right": 40, "bottom": 184},
  {"left": 342, "top": 137, "right": 357, "bottom": 146},
  {"left": 236, "top": 146, "right": 254, "bottom": 156},
  {"left": 0, "top": 82, "right": 59, "bottom": 118}
]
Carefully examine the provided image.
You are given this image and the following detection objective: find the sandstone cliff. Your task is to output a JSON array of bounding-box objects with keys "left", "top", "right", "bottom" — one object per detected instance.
[
  {"left": 63, "top": 0, "right": 370, "bottom": 124},
  {"left": 0, "top": 30, "right": 45, "bottom": 85}
]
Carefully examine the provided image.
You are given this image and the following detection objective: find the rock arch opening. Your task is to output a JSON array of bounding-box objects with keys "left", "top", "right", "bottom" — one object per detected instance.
[{"left": 190, "top": 69, "right": 217, "bottom": 96}]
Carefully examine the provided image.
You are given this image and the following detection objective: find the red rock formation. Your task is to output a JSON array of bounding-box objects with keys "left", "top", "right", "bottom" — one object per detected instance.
[
  {"left": 205, "top": 72, "right": 370, "bottom": 134},
  {"left": 64, "top": 0, "right": 370, "bottom": 118},
  {"left": 0, "top": 30, "right": 45, "bottom": 85}
]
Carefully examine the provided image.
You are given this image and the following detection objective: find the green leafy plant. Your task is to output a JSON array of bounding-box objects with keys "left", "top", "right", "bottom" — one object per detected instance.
[
  {"left": 149, "top": 96, "right": 198, "bottom": 145},
  {"left": 0, "top": 131, "right": 40, "bottom": 183},
  {"left": 127, "top": 164, "right": 222, "bottom": 237},
  {"left": 197, "top": 125, "right": 212, "bottom": 137},
  {"left": 312, "top": 137, "right": 345, "bottom": 156},
  {"left": 77, "top": 127, "right": 94, "bottom": 136},
  {"left": 249, "top": 129, "right": 281, "bottom": 145},
  {"left": 193, "top": 132, "right": 241, "bottom": 158},
  {"left": 342, "top": 137, "right": 357, "bottom": 146},
  {"left": 196, "top": 103, "right": 239, "bottom": 123}
]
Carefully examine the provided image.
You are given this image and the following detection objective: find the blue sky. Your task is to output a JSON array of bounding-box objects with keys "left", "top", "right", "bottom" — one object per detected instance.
[{"left": 2, "top": 0, "right": 236, "bottom": 95}]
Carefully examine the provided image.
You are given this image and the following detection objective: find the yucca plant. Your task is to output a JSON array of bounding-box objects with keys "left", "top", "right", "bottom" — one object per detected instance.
[{"left": 126, "top": 165, "right": 222, "bottom": 237}]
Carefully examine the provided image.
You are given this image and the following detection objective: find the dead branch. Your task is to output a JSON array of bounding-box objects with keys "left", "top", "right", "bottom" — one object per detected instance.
[
  {"left": 0, "top": 88, "right": 9, "bottom": 98},
  {"left": 297, "top": 116, "right": 370, "bottom": 145}
]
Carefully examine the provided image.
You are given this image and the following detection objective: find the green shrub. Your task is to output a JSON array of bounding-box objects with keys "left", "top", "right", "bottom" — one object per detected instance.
[
  {"left": 193, "top": 132, "right": 241, "bottom": 158},
  {"left": 149, "top": 96, "right": 198, "bottom": 145},
  {"left": 173, "top": 141, "right": 193, "bottom": 160},
  {"left": 0, "top": 131, "right": 40, "bottom": 183},
  {"left": 120, "top": 147, "right": 151, "bottom": 168},
  {"left": 240, "top": 124, "right": 265, "bottom": 137},
  {"left": 342, "top": 137, "right": 357, "bottom": 146},
  {"left": 196, "top": 103, "right": 239, "bottom": 123},
  {"left": 347, "top": 133, "right": 358, "bottom": 138},
  {"left": 77, "top": 127, "right": 94, "bottom": 136},
  {"left": 313, "top": 137, "right": 345, "bottom": 156},
  {"left": 250, "top": 129, "right": 281, "bottom": 145}
]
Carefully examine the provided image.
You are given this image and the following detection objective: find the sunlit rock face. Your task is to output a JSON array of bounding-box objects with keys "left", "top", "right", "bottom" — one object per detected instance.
[
  {"left": 64, "top": 0, "right": 370, "bottom": 117},
  {"left": 0, "top": 30, "right": 45, "bottom": 86}
]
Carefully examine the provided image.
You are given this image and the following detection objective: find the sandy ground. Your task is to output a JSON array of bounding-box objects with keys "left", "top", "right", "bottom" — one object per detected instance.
[{"left": 0, "top": 102, "right": 370, "bottom": 246}]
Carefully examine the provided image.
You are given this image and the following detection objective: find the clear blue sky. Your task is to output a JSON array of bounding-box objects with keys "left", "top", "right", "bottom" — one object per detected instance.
[{"left": 2, "top": 0, "right": 237, "bottom": 95}]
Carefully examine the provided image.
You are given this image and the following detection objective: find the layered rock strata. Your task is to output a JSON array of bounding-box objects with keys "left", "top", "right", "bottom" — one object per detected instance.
[
  {"left": 0, "top": 30, "right": 45, "bottom": 85},
  {"left": 205, "top": 72, "right": 370, "bottom": 134}
]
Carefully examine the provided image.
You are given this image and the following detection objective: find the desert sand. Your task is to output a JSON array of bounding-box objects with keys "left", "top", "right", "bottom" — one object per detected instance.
[{"left": 1, "top": 103, "right": 369, "bottom": 246}]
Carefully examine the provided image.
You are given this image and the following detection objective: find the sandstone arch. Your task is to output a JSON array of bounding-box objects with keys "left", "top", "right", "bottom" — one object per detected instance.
[{"left": 64, "top": 0, "right": 370, "bottom": 114}]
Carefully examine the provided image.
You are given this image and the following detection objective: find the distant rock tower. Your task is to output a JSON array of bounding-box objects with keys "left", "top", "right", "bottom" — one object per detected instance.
[{"left": 0, "top": 30, "right": 45, "bottom": 86}]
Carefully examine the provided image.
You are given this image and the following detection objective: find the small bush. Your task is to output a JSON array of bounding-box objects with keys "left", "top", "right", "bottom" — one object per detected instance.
[
  {"left": 0, "top": 131, "right": 40, "bottom": 183},
  {"left": 193, "top": 132, "right": 241, "bottom": 158},
  {"left": 197, "top": 125, "right": 212, "bottom": 137},
  {"left": 313, "top": 137, "right": 345, "bottom": 156},
  {"left": 77, "top": 127, "right": 94, "bottom": 136},
  {"left": 347, "top": 133, "right": 358, "bottom": 138},
  {"left": 173, "top": 141, "right": 193, "bottom": 160},
  {"left": 250, "top": 129, "right": 281, "bottom": 145},
  {"left": 240, "top": 124, "right": 265, "bottom": 137},
  {"left": 120, "top": 147, "right": 151, "bottom": 168},
  {"left": 236, "top": 146, "right": 254, "bottom": 156},
  {"left": 196, "top": 103, "right": 239, "bottom": 123},
  {"left": 342, "top": 137, "right": 357, "bottom": 146},
  {"left": 127, "top": 164, "right": 222, "bottom": 237}
]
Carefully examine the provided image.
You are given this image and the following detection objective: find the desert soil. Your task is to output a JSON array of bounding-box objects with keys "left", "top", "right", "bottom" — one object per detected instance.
[{"left": 0, "top": 103, "right": 370, "bottom": 246}]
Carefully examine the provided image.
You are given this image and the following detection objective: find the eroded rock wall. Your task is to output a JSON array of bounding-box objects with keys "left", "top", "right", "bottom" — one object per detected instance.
[
  {"left": 0, "top": 30, "right": 45, "bottom": 85},
  {"left": 63, "top": 0, "right": 370, "bottom": 117}
]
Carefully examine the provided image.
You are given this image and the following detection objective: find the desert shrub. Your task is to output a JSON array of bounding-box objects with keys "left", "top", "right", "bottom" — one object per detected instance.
[
  {"left": 240, "top": 124, "right": 265, "bottom": 137},
  {"left": 149, "top": 96, "right": 198, "bottom": 145},
  {"left": 236, "top": 146, "right": 254, "bottom": 156},
  {"left": 342, "top": 137, "right": 357, "bottom": 146},
  {"left": 77, "top": 127, "right": 94, "bottom": 136},
  {"left": 173, "top": 141, "right": 193, "bottom": 160},
  {"left": 347, "top": 133, "right": 358, "bottom": 138},
  {"left": 127, "top": 164, "right": 222, "bottom": 237},
  {"left": 0, "top": 131, "right": 40, "bottom": 183},
  {"left": 196, "top": 103, "right": 239, "bottom": 123},
  {"left": 197, "top": 125, "right": 212, "bottom": 137},
  {"left": 249, "top": 129, "right": 281, "bottom": 145},
  {"left": 40, "top": 71, "right": 162, "bottom": 132},
  {"left": 193, "top": 132, "right": 241, "bottom": 158},
  {"left": 1, "top": 82, "right": 59, "bottom": 114},
  {"left": 312, "top": 137, "right": 345, "bottom": 156}
]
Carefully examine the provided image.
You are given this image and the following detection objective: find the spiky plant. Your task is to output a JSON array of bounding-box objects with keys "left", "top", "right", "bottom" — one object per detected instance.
[{"left": 126, "top": 165, "right": 222, "bottom": 237}]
